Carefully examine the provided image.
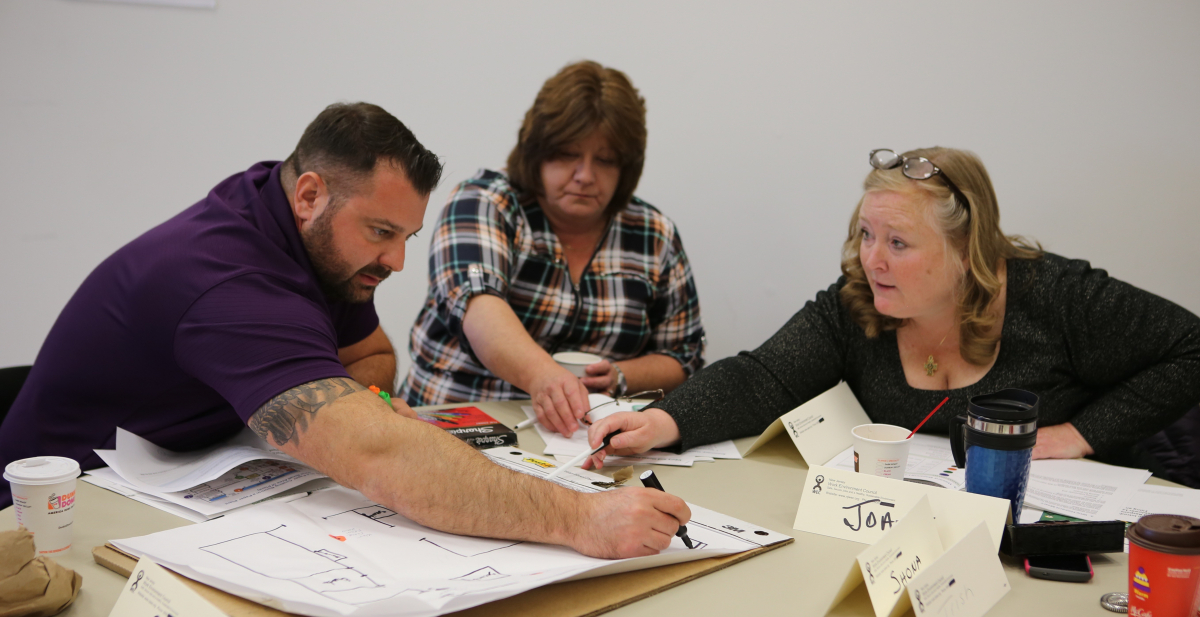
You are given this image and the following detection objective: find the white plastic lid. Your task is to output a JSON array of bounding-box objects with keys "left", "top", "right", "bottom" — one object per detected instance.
[
  {"left": 553, "top": 351, "right": 604, "bottom": 365},
  {"left": 4, "top": 457, "right": 81, "bottom": 485}
]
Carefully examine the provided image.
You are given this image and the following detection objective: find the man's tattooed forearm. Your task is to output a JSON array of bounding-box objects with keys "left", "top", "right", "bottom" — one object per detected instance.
[{"left": 248, "top": 378, "right": 365, "bottom": 446}]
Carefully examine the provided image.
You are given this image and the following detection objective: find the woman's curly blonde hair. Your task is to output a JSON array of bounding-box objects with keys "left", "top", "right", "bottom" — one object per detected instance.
[{"left": 839, "top": 147, "right": 1041, "bottom": 365}]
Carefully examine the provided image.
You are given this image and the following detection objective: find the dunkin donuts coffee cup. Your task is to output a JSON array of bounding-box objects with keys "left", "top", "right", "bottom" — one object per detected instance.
[
  {"left": 1127, "top": 514, "right": 1200, "bottom": 617},
  {"left": 4, "top": 456, "right": 81, "bottom": 555}
]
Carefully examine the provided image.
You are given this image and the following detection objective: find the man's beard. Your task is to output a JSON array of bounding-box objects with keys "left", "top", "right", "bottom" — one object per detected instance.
[{"left": 302, "top": 210, "right": 390, "bottom": 304}]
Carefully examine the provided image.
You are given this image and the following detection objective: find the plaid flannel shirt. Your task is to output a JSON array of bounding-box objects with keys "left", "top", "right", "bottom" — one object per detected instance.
[{"left": 401, "top": 169, "right": 706, "bottom": 405}]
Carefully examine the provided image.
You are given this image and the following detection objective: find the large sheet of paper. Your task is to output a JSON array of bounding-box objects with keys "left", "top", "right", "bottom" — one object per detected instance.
[
  {"left": 102, "top": 427, "right": 304, "bottom": 493},
  {"left": 113, "top": 448, "right": 791, "bottom": 617},
  {"left": 741, "top": 381, "right": 869, "bottom": 459},
  {"left": 1022, "top": 458, "right": 1151, "bottom": 521},
  {"left": 793, "top": 465, "right": 1010, "bottom": 550},
  {"left": 824, "top": 434, "right": 965, "bottom": 491}
]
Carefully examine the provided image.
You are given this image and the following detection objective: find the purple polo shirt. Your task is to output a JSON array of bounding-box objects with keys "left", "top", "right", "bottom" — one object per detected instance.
[{"left": 0, "top": 161, "right": 378, "bottom": 508}]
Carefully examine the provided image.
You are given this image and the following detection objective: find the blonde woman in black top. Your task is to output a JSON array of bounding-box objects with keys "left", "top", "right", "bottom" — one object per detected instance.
[{"left": 585, "top": 147, "right": 1200, "bottom": 469}]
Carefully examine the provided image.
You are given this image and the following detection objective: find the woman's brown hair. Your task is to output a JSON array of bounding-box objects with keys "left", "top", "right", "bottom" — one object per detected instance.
[
  {"left": 839, "top": 147, "right": 1042, "bottom": 364},
  {"left": 506, "top": 61, "right": 646, "bottom": 214}
]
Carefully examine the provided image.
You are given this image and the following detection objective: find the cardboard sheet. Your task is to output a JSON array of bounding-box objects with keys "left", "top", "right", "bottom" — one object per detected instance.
[{"left": 94, "top": 539, "right": 792, "bottom": 617}]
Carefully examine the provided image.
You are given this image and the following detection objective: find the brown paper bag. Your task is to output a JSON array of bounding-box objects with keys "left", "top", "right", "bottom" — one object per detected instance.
[{"left": 0, "top": 530, "right": 82, "bottom": 617}]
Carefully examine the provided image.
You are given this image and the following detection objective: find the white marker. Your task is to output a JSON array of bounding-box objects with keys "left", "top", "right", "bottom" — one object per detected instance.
[{"left": 544, "top": 430, "right": 620, "bottom": 480}]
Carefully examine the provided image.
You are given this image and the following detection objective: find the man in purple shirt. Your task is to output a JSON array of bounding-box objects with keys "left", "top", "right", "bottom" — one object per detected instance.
[{"left": 0, "top": 103, "right": 688, "bottom": 559}]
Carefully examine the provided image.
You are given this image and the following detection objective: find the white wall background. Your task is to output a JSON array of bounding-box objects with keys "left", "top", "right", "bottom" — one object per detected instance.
[{"left": 2, "top": 1, "right": 1198, "bottom": 384}]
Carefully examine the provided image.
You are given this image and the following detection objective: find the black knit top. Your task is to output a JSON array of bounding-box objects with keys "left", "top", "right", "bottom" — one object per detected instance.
[{"left": 653, "top": 254, "right": 1200, "bottom": 463}]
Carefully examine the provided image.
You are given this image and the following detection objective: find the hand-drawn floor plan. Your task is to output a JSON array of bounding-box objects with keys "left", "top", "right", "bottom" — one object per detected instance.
[{"left": 114, "top": 448, "right": 792, "bottom": 617}]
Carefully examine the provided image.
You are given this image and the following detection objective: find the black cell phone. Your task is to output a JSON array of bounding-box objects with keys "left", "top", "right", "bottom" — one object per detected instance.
[{"left": 1024, "top": 554, "right": 1093, "bottom": 583}]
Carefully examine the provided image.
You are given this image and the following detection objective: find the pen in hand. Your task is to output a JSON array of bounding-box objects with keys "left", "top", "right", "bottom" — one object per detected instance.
[{"left": 639, "top": 470, "right": 695, "bottom": 549}]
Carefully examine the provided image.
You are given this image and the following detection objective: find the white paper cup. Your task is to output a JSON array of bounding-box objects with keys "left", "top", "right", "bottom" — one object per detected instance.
[
  {"left": 552, "top": 351, "right": 604, "bottom": 377},
  {"left": 851, "top": 424, "right": 912, "bottom": 479},
  {"left": 5, "top": 456, "right": 81, "bottom": 555}
]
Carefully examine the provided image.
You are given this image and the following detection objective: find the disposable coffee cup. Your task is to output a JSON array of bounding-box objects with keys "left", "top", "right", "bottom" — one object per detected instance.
[
  {"left": 4, "top": 456, "right": 81, "bottom": 555},
  {"left": 552, "top": 351, "right": 604, "bottom": 378},
  {"left": 1127, "top": 514, "right": 1200, "bottom": 617},
  {"left": 851, "top": 424, "right": 912, "bottom": 479}
]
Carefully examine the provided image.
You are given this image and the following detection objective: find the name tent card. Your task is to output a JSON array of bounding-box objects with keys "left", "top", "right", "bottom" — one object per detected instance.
[
  {"left": 855, "top": 496, "right": 945, "bottom": 617},
  {"left": 794, "top": 465, "right": 1011, "bottom": 549},
  {"left": 742, "top": 382, "right": 869, "bottom": 462},
  {"left": 108, "top": 556, "right": 227, "bottom": 617},
  {"left": 908, "top": 522, "right": 1010, "bottom": 617}
]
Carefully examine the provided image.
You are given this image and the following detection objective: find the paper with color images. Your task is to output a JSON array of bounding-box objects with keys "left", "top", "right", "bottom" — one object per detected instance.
[
  {"left": 856, "top": 496, "right": 945, "bottom": 617},
  {"left": 741, "top": 382, "right": 870, "bottom": 459},
  {"left": 793, "top": 465, "right": 1010, "bottom": 550},
  {"left": 112, "top": 447, "right": 791, "bottom": 617},
  {"left": 91, "top": 457, "right": 327, "bottom": 516},
  {"left": 105, "top": 427, "right": 303, "bottom": 493},
  {"left": 1022, "top": 458, "right": 1150, "bottom": 521},
  {"left": 85, "top": 465, "right": 335, "bottom": 520},
  {"left": 908, "top": 522, "right": 1010, "bottom": 617},
  {"left": 108, "top": 556, "right": 227, "bottom": 617},
  {"left": 824, "top": 433, "right": 965, "bottom": 491}
]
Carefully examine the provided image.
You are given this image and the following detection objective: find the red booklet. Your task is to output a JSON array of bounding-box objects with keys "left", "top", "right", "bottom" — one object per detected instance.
[{"left": 417, "top": 406, "right": 518, "bottom": 450}]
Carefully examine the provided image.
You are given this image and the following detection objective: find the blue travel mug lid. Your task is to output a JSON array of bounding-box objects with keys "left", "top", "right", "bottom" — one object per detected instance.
[{"left": 968, "top": 388, "right": 1039, "bottom": 423}]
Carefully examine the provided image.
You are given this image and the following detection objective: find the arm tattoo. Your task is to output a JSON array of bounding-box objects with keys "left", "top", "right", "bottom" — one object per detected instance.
[{"left": 249, "top": 377, "right": 366, "bottom": 446}]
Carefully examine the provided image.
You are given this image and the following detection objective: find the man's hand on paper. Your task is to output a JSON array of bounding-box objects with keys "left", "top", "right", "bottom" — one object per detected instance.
[
  {"left": 530, "top": 367, "right": 591, "bottom": 437},
  {"left": 571, "top": 488, "right": 691, "bottom": 558},
  {"left": 1031, "top": 422, "right": 1094, "bottom": 459},
  {"left": 583, "top": 408, "right": 681, "bottom": 470}
]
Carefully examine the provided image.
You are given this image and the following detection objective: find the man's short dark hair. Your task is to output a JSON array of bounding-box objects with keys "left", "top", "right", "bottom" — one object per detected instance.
[{"left": 285, "top": 102, "right": 443, "bottom": 197}]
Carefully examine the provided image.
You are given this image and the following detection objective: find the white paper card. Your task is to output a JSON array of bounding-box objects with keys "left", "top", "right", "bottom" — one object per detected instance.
[
  {"left": 108, "top": 557, "right": 227, "bottom": 617},
  {"left": 742, "top": 382, "right": 869, "bottom": 461},
  {"left": 857, "top": 497, "right": 945, "bottom": 617},
  {"left": 908, "top": 522, "right": 1010, "bottom": 617},
  {"left": 794, "top": 465, "right": 1010, "bottom": 549}
]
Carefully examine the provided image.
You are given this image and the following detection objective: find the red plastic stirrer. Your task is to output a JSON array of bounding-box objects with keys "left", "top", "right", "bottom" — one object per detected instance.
[{"left": 907, "top": 396, "right": 949, "bottom": 439}]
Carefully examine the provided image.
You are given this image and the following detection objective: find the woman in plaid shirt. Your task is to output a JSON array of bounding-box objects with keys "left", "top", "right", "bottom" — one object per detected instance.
[{"left": 401, "top": 61, "right": 706, "bottom": 437}]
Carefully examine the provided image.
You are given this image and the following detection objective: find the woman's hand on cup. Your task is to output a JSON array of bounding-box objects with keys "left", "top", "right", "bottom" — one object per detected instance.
[
  {"left": 530, "top": 367, "right": 591, "bottom": 438},
  {"left": 1031, "top": 422, "right": 1095, "bottom": 460},
  {"left": 581, "top": 360, "right": 617, "bottom": 394},
  {"left": 582, "top": 408, "right": 681, "bottom": 470}
]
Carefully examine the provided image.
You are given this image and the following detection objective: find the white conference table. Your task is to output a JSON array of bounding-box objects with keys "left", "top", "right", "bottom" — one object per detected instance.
[{"left": 1, "top": 400, "right": 1164, "bottom": 616}]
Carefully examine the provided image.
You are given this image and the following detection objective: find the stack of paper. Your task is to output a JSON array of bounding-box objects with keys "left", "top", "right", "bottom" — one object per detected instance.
[
  {"left": 524, "top": 394, "right": 741, "bottom": 467},
  {"left": 84, "top": 428, "right": 331, "bottom": 522},
  {"left": 1022, "top": 458, "right": 1152, "bottom": 521}
]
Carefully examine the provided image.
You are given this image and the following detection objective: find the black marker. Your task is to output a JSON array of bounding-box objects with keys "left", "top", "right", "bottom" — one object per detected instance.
[{"left": 639, "top": 470, "right": 695, "bottom": 549}]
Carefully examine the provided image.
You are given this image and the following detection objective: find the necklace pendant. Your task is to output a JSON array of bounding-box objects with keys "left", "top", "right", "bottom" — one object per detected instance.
[{"left": 924, "top": 355, "right": 938, "bottom": 376}]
